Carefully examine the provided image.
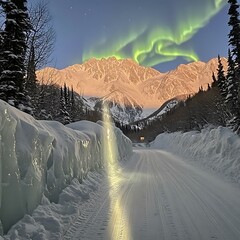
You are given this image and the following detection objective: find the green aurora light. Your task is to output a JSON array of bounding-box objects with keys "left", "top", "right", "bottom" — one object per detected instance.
[{"left": 82, "top": 0, "right": 226, "bottom": 67}]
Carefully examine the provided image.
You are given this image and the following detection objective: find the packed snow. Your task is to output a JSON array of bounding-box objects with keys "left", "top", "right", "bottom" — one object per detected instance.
[
  {"left": 1, "top": 98, "right": 240, "bottom": 239},
  {"left": 3, "top": 172, "right": 105, "bottom": 239},
  {"left": 0, "top": 100, "right": 132, "bottom": 235},
  {"left": 4, "top": 147, "right": 240, "bottom": 240}
]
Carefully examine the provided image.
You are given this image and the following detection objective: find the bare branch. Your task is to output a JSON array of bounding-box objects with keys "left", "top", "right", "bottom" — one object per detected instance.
[{"left": 26, "top": 0, "right": 55, "bottom": 70}]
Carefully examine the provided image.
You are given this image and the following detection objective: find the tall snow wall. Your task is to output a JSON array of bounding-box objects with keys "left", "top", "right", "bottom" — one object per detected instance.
[
  {"left": 151, "top": 126, "right": 240, "bottom": 183},
  {"left": 0, "top": 100, "right": 132, "bottom": 233}
]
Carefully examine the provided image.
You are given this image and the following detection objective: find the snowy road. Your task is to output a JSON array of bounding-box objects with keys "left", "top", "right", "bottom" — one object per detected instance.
[{"left": 64, "top": 149, "right": 240, "bottom": 240}]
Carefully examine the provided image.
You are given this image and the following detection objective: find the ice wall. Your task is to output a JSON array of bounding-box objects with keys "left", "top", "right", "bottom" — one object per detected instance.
[{"left": 0, "top": 100, "right": 132, "bottom": 233}]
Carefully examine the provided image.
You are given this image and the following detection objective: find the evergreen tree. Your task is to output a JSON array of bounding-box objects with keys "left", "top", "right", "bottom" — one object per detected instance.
[
  {"left": 63, "top": 83, "right": 68, "bottom": 105},
  {"left": 71, "top": 86, "right": 75, "bottom": 106},
  {"left": 0, "top": 0, "right": 32, "bottom": 113},
  {"left": 227, "top": 0, "right": 240, "bottom": 131},
  {"left": 70, "top": 86, "right": 77, "bottom": 121},
  {"left": 228, "top": 0, "right": 240, "bottom": 66},
  {"left": 226, "top": 49, "right": 238, "bottom": 111},
  {"left": 216, "top": 55, "right": 227, "bottom": 98},
  {"left": 35, "top": 84, "right": 51, "bottom": 120},
  {"left": 0, "top": 29, "right": 4, "bottom": 75},
  {"left": 25, "top": 44, "right": 39, "bottom": 115},
  {"left": 207, "top": 83, "right": 211, "bottom": 91},
  {"left": 68, "top": 87, "right": 70, "bottom": 102},
  {"left": 212, "top": 72, "right": 217, "bottom": 87},
  {"left": 26, "top": 45, "right": 37, "bottom": 91},
  {"left": 63, "top": 83, "right": 72, "bottom": 122},
  {"left": 58, "top": 87, "right": 70, "bottom": 124}
]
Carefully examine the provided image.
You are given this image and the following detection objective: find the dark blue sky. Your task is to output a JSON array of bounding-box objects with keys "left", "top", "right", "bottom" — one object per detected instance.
[{"left": 32, "top": 0, "right": 234, "bottom": 72}]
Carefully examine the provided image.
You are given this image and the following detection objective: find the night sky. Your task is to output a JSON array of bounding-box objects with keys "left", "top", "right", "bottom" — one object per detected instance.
[{"left": 32, "top": 0, "right": 233, "bottom": 72}]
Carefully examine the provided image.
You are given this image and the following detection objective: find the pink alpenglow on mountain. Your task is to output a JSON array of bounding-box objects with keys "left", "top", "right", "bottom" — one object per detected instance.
[{"left": 37, "top": 57, "right": 227, "bottom": 109}]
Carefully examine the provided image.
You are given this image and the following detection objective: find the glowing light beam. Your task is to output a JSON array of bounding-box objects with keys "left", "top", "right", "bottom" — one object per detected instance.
[{"left": 102, "top": 102, "right": 132, "bottom": 240}]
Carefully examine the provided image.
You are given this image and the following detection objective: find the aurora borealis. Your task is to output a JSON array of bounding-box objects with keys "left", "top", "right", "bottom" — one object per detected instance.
[
  {"left": 82, "top": 0, "right": 226, "bottom": 67},
  {"left": 32, "top": 0, "right": 230, "bottom": 71}
]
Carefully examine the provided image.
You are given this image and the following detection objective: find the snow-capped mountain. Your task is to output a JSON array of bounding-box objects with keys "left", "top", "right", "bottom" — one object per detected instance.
[{"left": 36, "top": 57, "right": 227, "bottom": 123}]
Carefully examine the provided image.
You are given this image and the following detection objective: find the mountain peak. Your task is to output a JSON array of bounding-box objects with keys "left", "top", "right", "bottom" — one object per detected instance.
[
  {"left": 83, "top": 56, "right": 139, "bottom": 66},
  {"left": 37, "top": 57, "right": 227, "bottom": 108}
]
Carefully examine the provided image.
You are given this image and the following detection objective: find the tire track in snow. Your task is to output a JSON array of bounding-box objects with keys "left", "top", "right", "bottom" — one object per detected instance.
[
  {"left": 151, "top": 154, "right": 179, "bottom": 240},
  {"left": 64, "top": 149, "right": 240, "bottom": 240},
  {"left": 63, "top": 178, "right": 111, "bottom": 240},
  {"left": 64, "top": 155, "right": 143, "bottom": 240},
  {"left": 153, "top": 150, "right": 240, "bottom": 240}
]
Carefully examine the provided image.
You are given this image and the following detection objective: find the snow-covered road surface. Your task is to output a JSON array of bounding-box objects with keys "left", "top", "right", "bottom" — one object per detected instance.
[{"left": 64, "top": 149, "right": 240, "bottom": 240}]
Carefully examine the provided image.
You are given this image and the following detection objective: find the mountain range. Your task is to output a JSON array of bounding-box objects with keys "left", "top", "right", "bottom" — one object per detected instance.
[{"left": 36, "top": 57, "right": 227, "bottom": 123}]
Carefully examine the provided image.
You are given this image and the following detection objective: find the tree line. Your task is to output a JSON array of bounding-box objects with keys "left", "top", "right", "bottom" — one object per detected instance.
[
  {"left": 0, "top": 0, "right": 55, "bottom": 113},
  {"left": 215, "top": 0, "right": 240, "bottom": 133},
  {"left": 1, "top": 0, "right": 240, "bottom": 133},
  {"left": 126, "top": 0, "right": 240, "bottom": 141},
  {"left": 0, "top": 0, "right": 100, "bottom": 124}
]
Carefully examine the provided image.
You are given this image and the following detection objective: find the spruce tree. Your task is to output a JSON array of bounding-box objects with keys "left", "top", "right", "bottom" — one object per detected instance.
[
  {"left": 0, "top": 0, "right": 32, "bottom": 113},
  {"left": 26, "top": 45, "right": 37, "bottom": 92},
  {"left": 216, "top": 55, "right": 226, "bottom": 98},
  {"left": 227, "top": 0, "right": 240, "bottom": 131},
  {"left": 228, "top": 0, "right": 240, "bottom": 66},
  {"left": 0, "top": 29, "right": 4, "bottom": 76},
  {"left": 212, "top": 72, "right": 217, "bottom": 87},
  {"left": 226, "top": 49, "right": 238, "bottom": 111},
  {"left": 63, "top": 83, "right": 68, "bottom": 105},
  {"left": 70, "top": 86, "right": 76, "bottom": 121},
  {"left": 58, "top": 87, "right": 70, "bottom": 125}
]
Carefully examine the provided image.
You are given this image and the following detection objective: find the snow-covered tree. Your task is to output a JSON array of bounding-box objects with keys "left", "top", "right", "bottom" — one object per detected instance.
[
  {"left": 0, "top": 0, "right": 32, "bottom": 113},
  {"left": 227, "top": 0, "right": 240, "bottom": 131},
  {"left": 226, "top": 49, "right": 238, "bottom": 111},
  {"left": 26, "top": 44, "right": 37, "bottom": 91},
  {"left": 0, "top": 29, "right": 4, "bottom": 74},
  {"left": 228, "top": 0, "right": 240, "bottom": 66},
  {"left": 58, "top": 87, "right": 71, "bottom": 125}
]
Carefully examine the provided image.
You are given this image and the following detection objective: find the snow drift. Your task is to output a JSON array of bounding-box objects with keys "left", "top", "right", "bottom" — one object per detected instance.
[
  {"left": 0, "top": 100, "right": 132, "bottom": 233},
  {"left": 151, "top": 126, "right": 240, "bottom": 183}
]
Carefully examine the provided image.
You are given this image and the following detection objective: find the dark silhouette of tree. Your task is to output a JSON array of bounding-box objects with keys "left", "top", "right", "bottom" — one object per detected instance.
[
  {"left": 228, "top": 0, "right": 240, "bottom": 66},
  {"left": 69, "top": 86, "right": 79, "bottom": 121},
  {"left": 26, "top": 45, "right": 37, "bottom": 91},
  {"left": 58, "top": 87, "right": 70, "bottom": 124},
  {"left": 227, "top": 0, "right": 240, "bottom": 131},
  {"left": 226, "top": 49, "right": 237, "bottom": 112},
  {"left": 216, "top": 55, "right": 227, "bottom": 98},
  {"left": 63, "top": 83, "right": 68, "bottom": 105},
  {"left": 212, "top": 72, "right": 217, "bottom": 87},
  {"left": 26, "top": 0, "right": 55, "bottom": 71},
  {"left": 0, "top": 29, "right": 4, "bottom": 75},
  {"left": 0, "top": 0, "right": 32, "bottom": 113}
]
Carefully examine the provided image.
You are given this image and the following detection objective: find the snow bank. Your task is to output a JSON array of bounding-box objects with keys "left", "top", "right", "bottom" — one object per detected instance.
[
  {"left": 151, "top": 126, "right": 240, "bottom": 183},
  {"left": 0, "top": 100, "right": 132, "bottom": 233},
  {"left": 3, "top": 172, "right": 104, "bottom": 240}
]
